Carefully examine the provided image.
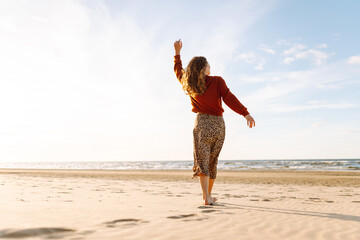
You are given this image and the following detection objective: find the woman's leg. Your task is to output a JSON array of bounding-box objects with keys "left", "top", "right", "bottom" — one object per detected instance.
[
  {"left": 202, "top": 178, "right": 217, "bottom": 201},
  {"left": 193, "top": 113, "right": 217, "bottom": 205},
  {"left": 209, "top": 178, "right": 215, "bottom": 195},
  {"left": 199, "top": 173, "right": 215, "bottom": 205},
  {"left": 207, "top": 116, "right": 225, "bottom": 202}
]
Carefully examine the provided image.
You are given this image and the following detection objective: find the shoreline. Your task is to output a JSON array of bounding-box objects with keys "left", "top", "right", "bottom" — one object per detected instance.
[{"left": 1, "top": 168, "right": 359, "bottom": 186}]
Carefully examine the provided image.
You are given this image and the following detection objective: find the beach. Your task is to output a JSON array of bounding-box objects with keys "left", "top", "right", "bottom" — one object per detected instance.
[{"left": 1, "top": 169, "right": 359, "bottom": 240}]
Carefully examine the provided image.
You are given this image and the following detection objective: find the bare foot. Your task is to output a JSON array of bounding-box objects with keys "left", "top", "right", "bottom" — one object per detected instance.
[
  {"left": 203, "top": 195, "right": 217, "bottom": 202},
  {"left": 204, "top": 196, "right": 215, "bottom": 205}
]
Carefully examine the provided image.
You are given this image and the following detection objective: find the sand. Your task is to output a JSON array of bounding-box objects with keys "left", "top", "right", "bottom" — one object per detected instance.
[{"left": 0, "top": 169, "right": 359, "bottom": 240}]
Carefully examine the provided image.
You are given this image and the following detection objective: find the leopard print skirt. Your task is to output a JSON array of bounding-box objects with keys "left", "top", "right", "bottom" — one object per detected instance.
[{"left": 192, "top": 112, "right": 225, "bottom": 180}]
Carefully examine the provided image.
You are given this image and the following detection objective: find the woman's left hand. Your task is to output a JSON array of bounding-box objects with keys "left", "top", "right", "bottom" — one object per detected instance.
[{"left": 245, "top": 114, "right": 255, "bottom": 128}]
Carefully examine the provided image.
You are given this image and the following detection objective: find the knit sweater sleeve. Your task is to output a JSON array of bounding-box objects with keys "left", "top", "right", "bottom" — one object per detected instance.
[
  {"left": 218, "top": 77, "right": 250, "bottom": 117},
  {"left": 173, "top": 55, "right": 184, "bottom": 83}
]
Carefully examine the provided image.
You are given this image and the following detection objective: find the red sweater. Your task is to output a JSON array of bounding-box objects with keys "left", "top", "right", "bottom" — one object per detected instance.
[{"left": 174, "top": 55, "right": 249, "bottom": 117}]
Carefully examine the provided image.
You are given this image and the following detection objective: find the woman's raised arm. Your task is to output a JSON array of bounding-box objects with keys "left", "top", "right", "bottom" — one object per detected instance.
[
  {"left": 174, "top": 39, "right": 182, "bottom": 55},
  {"left": 173, "top": 39, "right": 184, "bottom": 82}
]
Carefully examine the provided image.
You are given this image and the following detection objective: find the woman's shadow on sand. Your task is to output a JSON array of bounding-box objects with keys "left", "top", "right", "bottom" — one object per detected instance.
[{"left": 198, "top": 201, "right": 360, "bottom": 223}]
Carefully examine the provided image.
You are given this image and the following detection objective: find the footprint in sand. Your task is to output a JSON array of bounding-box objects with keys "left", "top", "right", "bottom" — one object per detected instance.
[
  {"left": 308, "top": 197, "right": 321, "bottom": 201},
  {"left": 0, "top": 227, "right": 75, "bottom": 238},
  {"left": 234, "top": 195, "right": 246, "bottom": 198},
  {"left": 103, "top": 218, "right": 147, "bottom": 228},
  {"left": 76, "top": 230, "right": 96, "bottom": 236},
  {"left": 167, "top": 214, "right": 197, "bottom": 219},
  {"left": 104, "top": 218, "right": 141, "bottom": 224},
  {"left": 201, "top": 209, "right": 217, "bottom": 213},
  {"left": 180, "top": 192, "right": 191, "bottom": 194},
  {"left": 198, "top": 206, "right": 213, "bottom": 209},
  {"left": 93, "top": 189, "right": 106, "bottom": 192}
]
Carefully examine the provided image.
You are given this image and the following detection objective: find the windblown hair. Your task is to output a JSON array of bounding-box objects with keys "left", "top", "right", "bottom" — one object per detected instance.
[{"left": 181, "top": 56, "right": 208, "bottom": 97}]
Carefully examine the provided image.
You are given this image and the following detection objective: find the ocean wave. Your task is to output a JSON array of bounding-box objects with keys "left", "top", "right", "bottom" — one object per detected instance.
[{"left": 0, "top": 159, "right": 359, "bottom": 171}]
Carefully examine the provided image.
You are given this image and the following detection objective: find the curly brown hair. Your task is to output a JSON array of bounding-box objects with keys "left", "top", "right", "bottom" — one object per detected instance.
[{"left": 181, "top": 56, "right": 208, "bottom": 97}]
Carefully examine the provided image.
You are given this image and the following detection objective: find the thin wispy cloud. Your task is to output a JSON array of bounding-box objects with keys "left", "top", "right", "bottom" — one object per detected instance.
[
  {"left": 259, "top": 46, "right": 276, "bottom": 54},
  {"left": 282, "top": 43, "right": 330, "bottom": 66},
  {"left": 265, "top": 102, "right": 356, "bottom": 113},
  {"left": 234, "top": 52, "right": 266, "bottom": 71},
  {"left": 234, "top": 52, "right": 256, "bottom": 62},
  {"left": 347, "top": 55, "right": 360, "bottom": 65},
  {"left": 242, "top": 58, "right": 360, "bottom": 110},
  {"left": 254, "top": 58, "right": 266, "bottom": 71}
]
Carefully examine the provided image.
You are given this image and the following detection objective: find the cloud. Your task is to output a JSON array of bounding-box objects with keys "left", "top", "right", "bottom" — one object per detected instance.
[
  {"left": 283, "top": 44, "right": 307, "bottom": 55},
  {"left": 316, "top": 84, "right": 341, "bottom": 89},
  {"left": 282, "top": 43, "right": 330, "bottom": 66},
  {"left": 254, "top": 58, "right": 266, "bottom": 70},
  {"left": 283, "top": 57, "right": 295, "bottom": 64},
  {"left": 234, "top": 52, "right": 256, "bottom": 62},
  {"left": 307, "top": 100, "right": 327, "bottom": 104},
  {"left": 242, "top": 59, "right": 360, "bottom": 110},
  {"left": 234, "top": 52, "right": 266, "bottom": 70},
  {"left": 265, "top": 102, "right": 356, "bottom": 113},
  {"left": 348, "top": 129, "right": 360, "bottom": 133},
  {"left": 300, "top": 49, "right": 329, "bottom": 66},
  {"left": 241, "top": 76, "right": 281, "bottom": 83},
  {"left": 259, "top": 46, "right": 276, "bottom": 54},
  {"left": 347, "top": 55, "right": 360, "bottom": 65}
]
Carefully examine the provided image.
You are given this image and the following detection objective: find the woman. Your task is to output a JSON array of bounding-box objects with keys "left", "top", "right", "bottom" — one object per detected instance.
[{"left": 173, "top": 39, "right": 255, "bottom": 205}]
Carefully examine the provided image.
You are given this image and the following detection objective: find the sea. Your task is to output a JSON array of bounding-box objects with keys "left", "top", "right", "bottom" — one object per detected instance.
[{"left": 0, "top": 159, "right": 359, "bottom": 171}]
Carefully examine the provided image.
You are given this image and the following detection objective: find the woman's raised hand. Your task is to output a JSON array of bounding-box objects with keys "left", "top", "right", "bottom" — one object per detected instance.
[
  {"left": 245, "top": 114, "right": 255, "bottom": 128},
  {"left": 174, "top": 39, "right": 182, "bottom": 55}
]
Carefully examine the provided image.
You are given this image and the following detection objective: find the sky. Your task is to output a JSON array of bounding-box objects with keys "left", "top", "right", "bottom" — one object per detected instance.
[{"left": 0, "top": 0, "right": 359, "bottom": 162}]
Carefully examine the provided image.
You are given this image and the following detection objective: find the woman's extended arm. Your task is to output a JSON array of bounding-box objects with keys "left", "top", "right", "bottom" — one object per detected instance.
[
  {"left": 173, "top": 39, "right": 184, "bottom": 82},
  {"left": 219, "top": 77, "right": 255, "bottom": 128}
]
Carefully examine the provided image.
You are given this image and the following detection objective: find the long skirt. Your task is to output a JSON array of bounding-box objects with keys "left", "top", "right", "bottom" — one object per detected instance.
[{"left": 192, "top": 112, "right": 225, "bottom": 179}]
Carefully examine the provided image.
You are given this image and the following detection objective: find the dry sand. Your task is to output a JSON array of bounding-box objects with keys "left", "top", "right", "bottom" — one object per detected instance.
[{"left": 0, "top": 169, "right": 359, "bottom": 240}]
